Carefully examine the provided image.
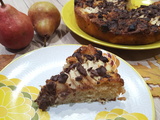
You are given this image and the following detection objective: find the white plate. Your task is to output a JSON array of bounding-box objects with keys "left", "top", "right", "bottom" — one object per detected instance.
[{"left": 0, "top": 44, "right": 155, "bottom": 120}]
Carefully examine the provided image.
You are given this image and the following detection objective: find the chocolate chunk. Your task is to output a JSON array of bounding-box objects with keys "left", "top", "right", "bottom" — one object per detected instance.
[
  {"left": 46, "top": 81, "right": 56, "bottom": 94},
  {"left": 36, "top": 94, "right": 51, "bottom": 111},
  {"left": 97, "top": 50, "right": 102, "bottom": 56},
  {"left": 96, "top": 66, "right": 107, "bottom": 76},
  {"left": 86, "top": 0, "right": 94, "bottom": 7},
  {"left": 90, "top": 69, "right": 99, "bottom": 77},
  {"left": 102, "top": 1, "right": 107, "bottom": 8},
  {"left": 88, "top": 13, "right": 95, "bottom": 19},
  {"left": 100, "top": 56, "right": 109, "bottom": 63},
  {"left": 72, "top": 52, "right": 83, "bottom": 63},
  {"left": 70, "top": 63, "right": 78, "bottom": 69},
  {"left": 103, "top": 74, "right": 111, "bottom": 78},
  {"left": 77, "top": 63, "right": 87, "bottom": 76},
  {"left": 58, "top": 72, "right": 68, "bottom": 83},
  {"left": 106, "top": 2, "right": 113, "bottom": 6},
  {"left": 87, "top": 67, "right": 93, "bottom": 71},
  {"left": 94, "top": 50, "right": 102, "bottom": 60},
  {"left": 101, "top": 24, "right": 109, "bottom": 32},
  {"left": 144, "top": 18, "right": 150, "bottom": 22},
  {"left": 98, "top": 14, "right": 103, "bottom": 18},
  {"left": 140, "top": 5, "right": 147, "bottom": 8},
  {"left": 64, "top": 68, "right": 70, "bottom": 73},
  {"left": 84, "top": 54, "right": 94, "bottom": 61},
  {"left": 147, "top": 12, "right": 155, "bottom": 18},
  {"left": 87, "top": 0, "right": 94, "bottom": 2},
  {"left": 50, "top": 75, "right": 59, "bottom": 81},
  {"left": 128, "top": 24, "right": 137, "bottom": 32},
  {"left": 75, "top": 76, "right": 83, "bottom": 81},
  {"left": 75, "top": 0, "right": 83, "bottom": 7},
  {"left": 97, "top": 81, "right": 100, "bottom": 84},
  {"left": 64, "top": 63, "right": 78, "bottom": 73},
  {"left": 74, "top": 0, "right": 79, "bottom": 5}
]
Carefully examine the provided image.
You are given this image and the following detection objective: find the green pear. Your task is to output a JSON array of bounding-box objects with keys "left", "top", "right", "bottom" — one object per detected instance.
[
  {"left": 28, "top": 1, "right": 61, "bottom": 46},
  {"left": 0, "top": 0, "right": 34, "bottom": 50}
]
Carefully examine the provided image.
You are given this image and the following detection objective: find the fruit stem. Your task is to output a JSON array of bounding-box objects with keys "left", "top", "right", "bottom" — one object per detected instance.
[
  {"left": 43, "top": 35, "right": 49, "bottom": 47},
  {"left": 44, "top": 37, "right": 47, "bottom": 47},
  {"left": 0, "top": 0, "right": 5, "bottom": 7}
]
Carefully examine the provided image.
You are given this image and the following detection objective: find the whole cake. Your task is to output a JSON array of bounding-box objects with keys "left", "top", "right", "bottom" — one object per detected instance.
[
  {"left": 35, "top": 44, "right": 125, "bottom": 111},
  {"left": 74, "top": 0, "right": 160, "bottom": 45}
]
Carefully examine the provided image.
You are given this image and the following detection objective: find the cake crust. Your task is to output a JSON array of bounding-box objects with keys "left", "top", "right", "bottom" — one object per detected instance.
[{"left": 74, "top": 0, "right": 160, "bottom": 45}]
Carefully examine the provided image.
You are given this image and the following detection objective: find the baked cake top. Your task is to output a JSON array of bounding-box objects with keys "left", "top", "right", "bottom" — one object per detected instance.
[
  {"left": 75, "top": 0, "right": 160, "bottom": 35},
  {"left": 50, "top": 44, "right": 123, "bottom": 88}
]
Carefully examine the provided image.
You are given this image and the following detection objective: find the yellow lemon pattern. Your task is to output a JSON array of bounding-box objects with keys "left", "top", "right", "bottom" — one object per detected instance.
[
  {"left": 0, "top": 74, "right": 50, "bottom": 120},
  {"left": 95, "top": 108, "right": 148, "bottom": 120}
]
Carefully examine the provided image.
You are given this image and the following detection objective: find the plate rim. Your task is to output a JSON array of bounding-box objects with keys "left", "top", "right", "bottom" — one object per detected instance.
[
  {"left": 61, "top": 0, "right": 160, "bottom": 50},
  {"left": 0, "top": 44, "right": 156, "bottom": 120}
]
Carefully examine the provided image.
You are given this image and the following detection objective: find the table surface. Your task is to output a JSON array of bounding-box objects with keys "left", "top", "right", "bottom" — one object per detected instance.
[{"left": 0, "top": 0, "right": 160, "bottom": 120}]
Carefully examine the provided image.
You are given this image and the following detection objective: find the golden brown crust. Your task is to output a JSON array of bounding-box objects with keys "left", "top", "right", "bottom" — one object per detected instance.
[{"left": 74, "top": 0, "right": 160, "bottom": 45}]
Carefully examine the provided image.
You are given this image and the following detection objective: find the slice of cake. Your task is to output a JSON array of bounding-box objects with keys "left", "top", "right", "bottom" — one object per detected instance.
[{"left": 35, "top": 44, "right": 125, "bottom": 111}]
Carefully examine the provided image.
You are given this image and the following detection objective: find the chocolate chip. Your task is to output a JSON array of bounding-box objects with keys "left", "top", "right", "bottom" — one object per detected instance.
[
  {"left": 74, "top": 0, "right": 79, "bottom": 5},
  {"left": 90, "top": 69, "right": 99, "bottom": 77},
  {"left": 97, "top": 81, "right": 100, "bottom": 84},
  {"left": 103, "top": 74, "right": 111, "bottom": 78},
  {"left": 98, "top": 14, "right": 103, "bottom": 18},
  {"left": 128, "top": 24, "right": 137, "bottom": 32},
  {"left": 75, "top": 0, "right": 83, "bottom": 7},
  {"left": 100, "top": 56, "right": 109, "bottom": 63},
  {"left": 97, "top": 50, "right": 102, "bottom": 56},
  {"left": 87, "top": 67, "right": 93, "bottom": 71},
  {"left": 77, "top": 63, "right": 87, "bottom": 76},
  {"left": 84, "top": 54, "right": 94, "bottom": 61},
  {"left": 64, "top": 68, "right": 70, "bottom": 73},
  {"left": 106, "top": 2, "right": 113, "bottom": 6},
  {"left": 75, "top": 76, "right": 83, "bottom": 81},
  {"left": 46, "top": 81, "right": 56, "bottom": 94},
  {"left": 88, "top": 13, "right": 95, "bottom": 19},
  {"left": 58, "top": 72, "right": 68, "bottom": 83},
  {"left": 148, "top": 12, "right": 155, "bottom": 18},
  {"left": 64, "top": 63, "right": 78, "bottom": 73},
  {"left": 86, "top": 0, "right": 94, "bottom": 7},
  {"left": 96, "top": 66, "right": 107, "bottom": 76},
  {"left": 72, "top": 52, "right": 83, "bottom": 63},
  {"left": 101, "top": 24, "right": 109, "bottom": 32},
  {"left": 36, "top": 94, "right": 51, "bottom": 111},
  {"left": 50, "top": 75, "right": 59, "bottom": 81},
  {"left": 140, "top": 5, "right": 147, "bottom": 8},
  {"left": 94, "top": 50, "right": 102, "bottom": 60}
]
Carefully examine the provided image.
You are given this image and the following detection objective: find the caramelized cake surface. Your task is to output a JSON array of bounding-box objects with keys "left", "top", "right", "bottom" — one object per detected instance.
[{"left": 74, "top": 0, "right": 160, "bottom": 45}]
